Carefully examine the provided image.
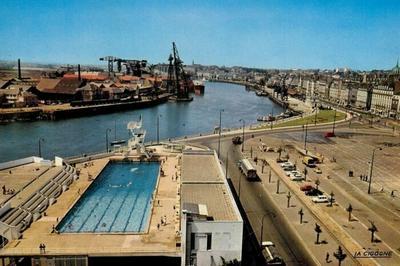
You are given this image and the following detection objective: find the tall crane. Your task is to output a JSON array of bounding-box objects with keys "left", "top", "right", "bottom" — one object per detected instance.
[
  {"left": 99, "top": 56, "right": 120, "bottom": 77},
  {"left": 166, "top": 42, "right": 192, "bottom": 101}
]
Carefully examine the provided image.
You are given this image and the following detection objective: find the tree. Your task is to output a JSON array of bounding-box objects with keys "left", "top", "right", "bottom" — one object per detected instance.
[
  {"left": 314, "top": 223, "right": 322, "bottom": 244},
  {"left": 333, "top": 246, "right": 347, "bottom": 266},
  {"left": 329, "top": 192, "right": 335, "bottom": 207},
  {"left": 368, "top": 221, "right": 378, "bottom": 243},
  {"left": 346, "top": 204, "right": 353, "bottom": 221}
]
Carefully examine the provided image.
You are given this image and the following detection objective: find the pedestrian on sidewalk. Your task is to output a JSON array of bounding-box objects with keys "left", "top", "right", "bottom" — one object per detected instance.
[{"left": 326, "top": 252, "right": 330, "bottom": 263}]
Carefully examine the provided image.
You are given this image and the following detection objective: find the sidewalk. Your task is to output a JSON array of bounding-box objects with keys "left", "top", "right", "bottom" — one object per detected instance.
[{"left": 243, "top": 144, "right": 400, "bottom": 265}]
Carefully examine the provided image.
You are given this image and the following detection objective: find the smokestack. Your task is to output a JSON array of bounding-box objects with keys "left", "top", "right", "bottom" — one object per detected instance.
[
  {"left": 78, "top": 64, "right": 81, "bottom": 81},
  {"left": 17, "top": 59, "right": 21, "bottom": 79}
]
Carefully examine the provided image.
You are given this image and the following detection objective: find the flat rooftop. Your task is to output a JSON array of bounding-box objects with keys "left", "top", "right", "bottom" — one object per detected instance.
[
  {"left": 0, "top": 152, "right": 181, "bottom": 257},
  {"left": 181, "top": 150, "right": 240, "bottom": 221},
  {"left": 0, "top": 162, "right": 49, "bottom": 205}
]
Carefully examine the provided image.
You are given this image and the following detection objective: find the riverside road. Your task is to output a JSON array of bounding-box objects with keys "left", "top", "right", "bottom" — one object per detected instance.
[
  {"left": 183, "top": 117, "right": 400, "bottom": 266},
  {"left": 182, "top": 122, "right": 352, "bottom": 266}
]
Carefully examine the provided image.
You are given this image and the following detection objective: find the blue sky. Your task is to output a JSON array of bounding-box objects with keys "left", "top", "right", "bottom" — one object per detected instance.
[{"left": 0, "top": 0, "right": 399, "bottom": 70}]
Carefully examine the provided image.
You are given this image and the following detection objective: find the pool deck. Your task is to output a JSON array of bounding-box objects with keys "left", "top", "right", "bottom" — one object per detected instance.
[
  {"left": 0, "top": 163, "right": 49, "bottom": 205},
  {"left": 0, "top": 150, "right": 181, "bottom": 257}
]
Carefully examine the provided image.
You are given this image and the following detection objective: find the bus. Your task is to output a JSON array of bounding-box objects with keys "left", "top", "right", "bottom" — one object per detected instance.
[
  {"left": 302, "top": 156, "right": 317, "bottom": 167},
  {"left": 261, "top": 241, "right": 285, "bottom": 265},
  {"left": 238, "top": 159, "right": 258, "bottom": 180}
]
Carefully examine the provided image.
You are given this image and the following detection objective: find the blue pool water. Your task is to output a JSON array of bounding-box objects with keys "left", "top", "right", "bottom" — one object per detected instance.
[{"left": 57, "top": 161, "right": 160, "bottom": 233}]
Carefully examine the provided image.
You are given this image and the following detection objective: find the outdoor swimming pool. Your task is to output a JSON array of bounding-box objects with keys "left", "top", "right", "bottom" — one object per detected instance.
[{"left": 57, "top": 161, "right": 160, "bottom": 233}]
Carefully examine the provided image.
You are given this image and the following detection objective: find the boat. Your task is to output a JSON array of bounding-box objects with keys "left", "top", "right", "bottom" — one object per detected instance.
[
  {"left": 193, "top": 80, "right": 205, "bottom": 95},
  {"left": 110, "top": 120, "right": 126, "bottom": 146},
  {"left": 110, "top": 139, "right": 126, "bottom": 146},
  {"left": 256, "top": 91, "right": 268, "bottom": 97},
  {"left": 257, "top": 114, "right": 275, "bottom": 122}
]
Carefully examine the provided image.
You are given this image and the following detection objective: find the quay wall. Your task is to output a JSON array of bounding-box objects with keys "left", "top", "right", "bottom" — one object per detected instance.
[
  {"left": 0, "top": 95, "right": 169, "bottom": 122},
  {"left": 44, "top": 95, "right": 169, "bottom": 120},
  {"left": 209, "top": 80, "right": 290, "bottom": 110},
  {"left": 0, "top": 110, "right": 42, "bottom": 122}
]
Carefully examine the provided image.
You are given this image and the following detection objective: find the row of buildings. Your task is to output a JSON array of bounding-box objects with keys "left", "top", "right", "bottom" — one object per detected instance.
[
  {"left": 0, "top": 71, "right": 162, "bottom": 108},
  {"left": 277, "top": 62, "right": 400, "bottom": 118},
  {"left": 194, "top": 60, "right": 400, "bottom": 118}
]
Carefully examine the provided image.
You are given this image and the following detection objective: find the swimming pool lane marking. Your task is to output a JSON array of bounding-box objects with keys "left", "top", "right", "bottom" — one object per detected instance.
[
  {"left": 62, "top": 181, "right": 103, "bottom": 232},
  {"left": 108, "top": 183, "right": 137, "bottom": 231},
  {"left": 92, "top": 180, "right": 126, "bottom": 232},
  {"left": 122, "top": 164, "right": 159, "bottom": 232},
  {"left": 75, "top": 178, "right": 109, "bottom": 232},
  {"left": 137, "top": 173, "right": 159, "bottom": 231}
]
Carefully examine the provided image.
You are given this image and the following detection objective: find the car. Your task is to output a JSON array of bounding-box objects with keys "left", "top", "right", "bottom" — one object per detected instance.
[
  {"left": 300, "top": 184, "right": 314, "bottom": 191},
  {"left": 314, "top": 167, "right": 322, "bottom": 174},
  {"left": 276, "top": 157, "right": 288, "bottom": 163},
  {"left": 232, "top": 136, "right": 242, "bottom": 145},
  {"left": 305, "top": 188, "right": 323, "bottom": 196},
  {"left": 290, "top": 171, "right": 303, "bottom": 181},
  {"left": 280, "top": 162, "right": 293, "bottom": 168},
  {"left": 312, "top": 195, "right": 331, "bottom": 203},
  {"left": 283, "top": 165, "right": 296, "bottom": 171}
]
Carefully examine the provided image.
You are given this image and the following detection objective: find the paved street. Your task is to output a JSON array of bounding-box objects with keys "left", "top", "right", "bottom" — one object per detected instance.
[{"left": 186, "top": 119, "right": 400, "bottom": 265}]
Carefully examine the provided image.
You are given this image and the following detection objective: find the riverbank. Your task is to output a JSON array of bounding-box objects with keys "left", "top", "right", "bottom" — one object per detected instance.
[{"left": 0, "top": 93, "right": 170, "bottom": 123}]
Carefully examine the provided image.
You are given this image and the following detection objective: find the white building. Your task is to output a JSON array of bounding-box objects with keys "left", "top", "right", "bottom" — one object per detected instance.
[
  {"left": 181, "top": 150, "right": 243, "bottom": 266},
  {"left": 355, "top": 86, "right": 371, "bottom": 110},
  {"left": 371, "top": 85, "right": 394, "bottom": 116}
]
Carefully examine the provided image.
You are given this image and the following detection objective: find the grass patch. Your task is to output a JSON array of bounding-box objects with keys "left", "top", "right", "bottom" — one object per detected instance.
[{"left": 253, "top": 110, "right": 346, "bottom": 130}]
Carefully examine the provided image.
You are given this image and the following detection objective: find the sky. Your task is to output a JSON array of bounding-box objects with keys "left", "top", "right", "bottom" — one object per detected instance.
[{"left": 0, "top": 0, "right": 399, "bottom": 70}]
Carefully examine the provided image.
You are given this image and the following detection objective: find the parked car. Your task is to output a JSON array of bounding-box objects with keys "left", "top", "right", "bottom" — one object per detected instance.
[
  {"left": 232, "top": 136, "right": 242, "bottom": 145},
  {"left": 314, "top": 167, "right": 322, "bottom": 174},
  {"left": 305, "top": 188, "right": 323, "bottom": 196},
  {"left": 312, "top": 195, "right": 332, "bottom": 203},
  {"left": 276, "top": 157, "right": 288, "bottom": 163},
  {"left": 300, "top": 184, "right": 314, "bottom": 192},
  {"left": 280, "top": 162, "right": 293, "bottom": 168},
  {"left": 290, "top": 171, "right": 303, "bottom": 181}
]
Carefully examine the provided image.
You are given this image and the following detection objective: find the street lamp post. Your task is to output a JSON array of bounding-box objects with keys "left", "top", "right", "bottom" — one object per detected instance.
[
  {"left": 268, "top": 168, "right": 272, "bottom": 183},
  {"left": 287, "top": 191, "right": 292, "bottom": 208},
  {"left": 105, "top": 128, "right": 111, "bottom": 153},
  {"left": 314, "top": 105, "right": 318, "bottom": 126},
  {"left": 298, "top": 208, "right": 304, "bottom": 224},
  {"left": 276, "top": 179, "right": 280, "bottom": 194},
  {"left": 38, "top": 138, "right": 45, "bottom": 157},
  {"left": 304, "top": 122, "right": 308, "bottom": 153},
  {"left": 368, "top": 147, "right": 382, "bottom": 194},
  {"left": 156, "top": 114, "right": 162, "bottom": 144},
  {"left": 332, "top": 109, "right": 337, "bottom": 135},
  {"left": 239, "top": 119, "right": 245, "bottom": 152},
  {"left": 218, "top": 109, "right": 224, "bottom": 157},
  {"left": 238, "top": 172, "right": 242, "bottom": 199},
  {"left": 260, "top": 213, "right": 269, "bottom": 246}
]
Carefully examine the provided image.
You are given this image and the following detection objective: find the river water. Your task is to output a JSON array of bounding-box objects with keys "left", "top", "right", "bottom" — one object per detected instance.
[{"left": 0, "top": 82, "right": 284, "bottom": 162}]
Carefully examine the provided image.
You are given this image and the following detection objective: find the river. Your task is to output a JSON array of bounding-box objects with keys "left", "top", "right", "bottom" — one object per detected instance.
[{"left": 0, "top": 82, "right": 284, "bottom": 162}]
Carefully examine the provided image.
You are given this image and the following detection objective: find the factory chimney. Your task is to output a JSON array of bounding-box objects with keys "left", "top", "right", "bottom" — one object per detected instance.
[
  {"left": 78, "top": 64, "right": 81, "bottom": 81},
  {"left": 17, "top": 59, "right": 22, "bottom": 79}
]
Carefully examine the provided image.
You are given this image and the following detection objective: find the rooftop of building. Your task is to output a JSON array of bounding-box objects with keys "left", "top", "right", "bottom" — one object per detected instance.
[{"left": 181, "top": 150, "right": 241, "bottom": 221}]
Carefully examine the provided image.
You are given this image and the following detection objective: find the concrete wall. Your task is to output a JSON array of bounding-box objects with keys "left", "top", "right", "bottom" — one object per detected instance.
[
  {"left": 0, "top": 156, "right": 43, "bottom": 170},
  {"left": 187, "top": 220, "right": 243, "bottom": 266}
]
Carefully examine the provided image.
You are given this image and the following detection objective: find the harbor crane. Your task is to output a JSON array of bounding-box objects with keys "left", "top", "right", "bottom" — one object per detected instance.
[
  {"left": 99, "top": 56, "right": 149, "bottom": 77},
  {"left": 99, "top": 56, "right": 120, "bottom": 77},
  {"left": 166, "top": 42, "right": 192, "bottom": 101}
]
